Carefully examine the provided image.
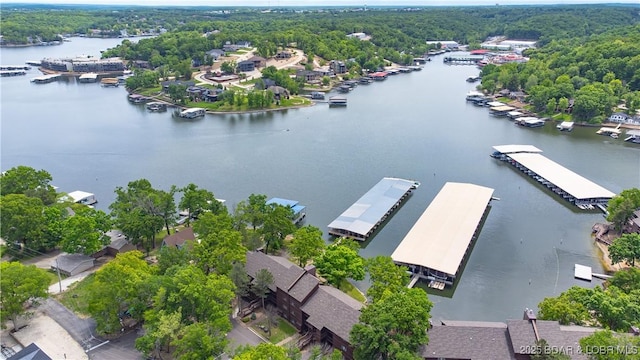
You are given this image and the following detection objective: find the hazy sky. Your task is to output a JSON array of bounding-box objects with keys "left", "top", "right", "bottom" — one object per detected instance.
[{"left": 7, "top": 0, "right": 640, "bottom": 6}]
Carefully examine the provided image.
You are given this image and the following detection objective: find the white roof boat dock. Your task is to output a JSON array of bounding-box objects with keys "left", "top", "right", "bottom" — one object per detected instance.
[
  {"left": 486, "top": 101, "right": 505, "bottom": 108},
  {"left": 328, "top": 177, "right": 419, "bottom": 241},
  {"left": 328, "top": 96, "right": 347, "bottom": 107},
  {"left": 392, "top": 182, "right": 495, "bottom": 289},
  {"left": 515, "top": 117, "right": 545, "bottom": 128},
  {"left": 67, "top": 190, "right": 98, "bottom": 205},
  {"left": 30, "top": 74, "right": 61, "bottom": 83},
  {"left": 491, "top": 145, "right": 615, "bottom": 207},
  {"left": 490, "top": 105, "right": 516, "bottom": 116},
  {"left": 78, "top": 73, "right": 98, "bottom": 82},
  {"left": 557, "top": 121, "right": 574, "bottom": 131},
  {"left": 178, "top": 107, "right": 206, "bottom": 119},
  {"left": 625, "top": 129, "right": 640, "bottom": 143},
  {"left": 596, "top": 126, "right": 622, "bottom": 136}
]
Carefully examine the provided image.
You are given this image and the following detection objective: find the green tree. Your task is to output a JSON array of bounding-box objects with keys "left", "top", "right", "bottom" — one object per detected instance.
[
  {"left": 546, "top": 98, "right": 557, "bottom": 114},
  {"left": 290, "top": 225, "right": 325, "bottom": 267},
  {"left": 0, "top": 165, "right": 56, "bottom": 205},
  {"left": 608, "top": 233, "right": 640, "bottom": 266},
  {"left": 60, "top": 210, "right": 111, "bottom": 255},
  {"left": 0, "top": 262, "right": 50, "bottom": 330},
  {"left": 557, "top": 97, "right": 569, "bottom": 113},
  {"left": 173, "top": 322, "right": 227, "bottom": 360},
  {"left": 193, "top": 228, "right": 247, "bottom": 275},
  {"left": 0, "top": 194, "right": 46, "bottom": 251},
  {"left": 233, "top": 343, "right": 287, "bottom": 360},
  {"left": 261, "top": 204, "right": 295, "bottom": 254},
  {"left": 135, "top": 309, "right": 182, "bottom": 354},
  {"left": 168, "top": 84, "right": 187, "bottom": 104},
  {"left": 235, "top": 194, "right": 268, "bottom": 230},
  {"left": 350, "top": 287, "right": 432, "bottom": 360},
  {"left": 88, "top": 251, "right": 155, "bottom": 334},
  {"left": 579, "top": 330, "right": 640, "bottom": 360},
  {"left": 155, "top": 186, "right": 178, "bottom": 236},
  {"left": 365, "top": 255, "right": 409, "bottom": 303},
  {"left": 606, "top": 188, "right": 640, "bottom": 231},
  {"left": 530, "top": 339, "right": 571, "bottom": 360},
  {"left": 315, "top": 241, "right": 365, "bottom": 287},
  {"left": 221, "top": 60, "right": 237, "bottom": 74},
  {"left": 538, "top": 286, "right": 592, "bottom": 325},
  {"left": 606, "top": 267, "right": 640, "bottom": 294},
  {"left": 253, "top": 268, "right": 274, "bottom": 311},
  {"left": 179, "top": 183, "right": 224, "bottom": 227},
  {"left": 229, "top": 262, "right": 250, "bottom": 314}
]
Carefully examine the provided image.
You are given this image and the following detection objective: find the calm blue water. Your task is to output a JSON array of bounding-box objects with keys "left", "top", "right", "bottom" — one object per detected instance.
[{"left": 1, "top": 38, "right": 639, "bottom": 321}]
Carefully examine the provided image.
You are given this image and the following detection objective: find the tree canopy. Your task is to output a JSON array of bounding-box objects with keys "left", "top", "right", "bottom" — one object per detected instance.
[
  {"left": 0, "top": 262, "right": 50, "bottom": 330},
  {"left": 314, "top": 239, "right": 365, "bottom": 287}
]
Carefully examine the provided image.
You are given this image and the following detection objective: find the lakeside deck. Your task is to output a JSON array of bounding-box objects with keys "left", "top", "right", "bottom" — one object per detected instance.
[
  {"left": 392, "top": 182, "right": 495, "bottom": 289},
  {"left": 491, "top": 145, "right": 615, "bottom": 208},
  {"left": 327, "top": 177, "right": 419, "bottom": 241}
]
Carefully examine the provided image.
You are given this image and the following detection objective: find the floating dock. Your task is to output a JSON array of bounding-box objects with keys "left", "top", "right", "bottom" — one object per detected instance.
[
  {"left": 266, "top": 198, "right": 307, "bottom": 224},
  {"left": 392, "top": 182, "right": 495, "bottom": 289},
  {"left": 0, "top": 65, "right": 31, "bottom": 71},
  {"left": 491, "top": 145, "right": 615, "bottom": 208},
  {"left": 328, "top": 96, "right": 347, "bottom": 107},
  {"left": 327, "top": 177, "right": 419, "bottom": 241},
  {"left": 31, "top": 74, "right": 61, "bottom": 84},
  {"left": 0, "top": 70, "right": 27, "bottom": 77}
]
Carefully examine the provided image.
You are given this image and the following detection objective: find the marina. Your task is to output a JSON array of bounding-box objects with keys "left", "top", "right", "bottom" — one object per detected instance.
[
  {"left": 491, "top": 145, "right": 616, "bottom": 208},
  {"left": 392, "top": 182, "right": 495, "bottom": 289},
  {"left": 327, "top": 177, "right": 419, "bottom": 241}
]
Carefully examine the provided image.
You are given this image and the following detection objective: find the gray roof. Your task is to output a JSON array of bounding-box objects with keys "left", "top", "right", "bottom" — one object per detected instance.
[
  {"left": 507, "top": 320, "right": 596, "bottom": 359},
  {"left": 8, "top": 343, "right": 52, "bottom": 360},
  {"left": 245, "top": 251, "right": 319, "bottom": 298},
  {"left": 301, "top": 285, "right": 363, "bottom": 341},
  {"left": 423, "top": 323, "right": 516, "bottom": 360},
  {"left": 507, "top": 319, "right": 537, "bottom": 354},
  {"left": 328, "top": 177, "right": 417, "bottom": 238},
  {"left": 51, "top": 253, "right": 94, "bottom": 273},
  {"left": 108, "top": 238, "right": 130, "bottom": 250}
]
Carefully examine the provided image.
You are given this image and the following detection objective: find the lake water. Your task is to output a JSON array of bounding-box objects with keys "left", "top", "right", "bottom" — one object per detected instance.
[{"left": 1, "top": 38, "right": 639, "bottom": 322}]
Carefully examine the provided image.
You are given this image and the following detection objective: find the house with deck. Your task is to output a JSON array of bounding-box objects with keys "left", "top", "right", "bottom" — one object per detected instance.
[
  {"left": 244, "top": 251, "right": 361, "bottom": 359},
  {"left": 161, "top": 228, "right": 195, "bottom": 249}
]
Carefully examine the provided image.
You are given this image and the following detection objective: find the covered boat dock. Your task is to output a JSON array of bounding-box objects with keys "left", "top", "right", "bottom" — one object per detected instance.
[
  {"left": 391, "top": 182, "right": 495, "bottom": 288},
  {"left": 327, "top": 177, "right": 419, "bottom": 241},
  {"left": 491, "top": 145, "right": 615, "bottom": 208},
  {"left": 266, "top": 198, "right": 307, "bottom": 224}
]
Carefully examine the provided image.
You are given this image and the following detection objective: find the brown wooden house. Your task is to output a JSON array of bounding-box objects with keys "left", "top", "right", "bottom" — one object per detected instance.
[{"left": 245, "top": 251, "right": 361, "bottom": 359}]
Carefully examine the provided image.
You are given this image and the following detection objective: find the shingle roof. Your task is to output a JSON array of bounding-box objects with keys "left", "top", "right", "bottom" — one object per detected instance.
[
  {"left": 245, "top": 251, "right": 317, "bottom": 297},
  {"left": 162, "top": 228, "right": 195, "bottom": 248},
  {"left": 507, "top": 319, "right": 537, "bottom": 354},
  {"left": 8, "top": 343, "right": 52, "bottom": 360},
  {"left": 301, "top": 285, "right": 363, "bottom": 341},
  {"left": 288, "top": 273, "right": 319, "bottom": 303},
  {"left": 423, "top": 323, "right": 516, "bottom": 360}
]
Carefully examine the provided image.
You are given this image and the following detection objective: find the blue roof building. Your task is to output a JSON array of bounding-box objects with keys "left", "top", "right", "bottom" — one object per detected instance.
[{"left": 267, "top": 198, "right": 307, "bottom": 224}]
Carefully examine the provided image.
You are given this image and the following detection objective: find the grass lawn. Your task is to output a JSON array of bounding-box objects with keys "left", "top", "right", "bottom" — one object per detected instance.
[
  {"left": 551, "top": 113, "right": 573, "bottom": 122},
  {"left": 137, "top": 86, "right": 163, "bottom": 96},
  {"left": 45, "top": 270, "right": 63, "bottom": 286},
  {"left": 57, "top": 273, "right": 96, "bottom": 317},
  {"left": 339, "top": 279, "right": 367, "bottom": 303},
  {"left": 252, "top": 317, "right": 297, "bottom": 344}
]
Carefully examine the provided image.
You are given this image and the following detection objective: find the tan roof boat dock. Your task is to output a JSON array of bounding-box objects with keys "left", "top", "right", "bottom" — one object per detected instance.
[
  {"left": 491, "top": 145, "right": 615, "bottom": 209},
  {"left": 392, "top": 182, "right": 495, "bottom": 289}
]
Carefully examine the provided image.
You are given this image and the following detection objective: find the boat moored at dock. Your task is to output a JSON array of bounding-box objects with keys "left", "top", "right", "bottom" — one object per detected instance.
[
  {"left": 596, "top": 126, "right": 622, "bottom": 139},
  {"left": 624, "top": 129, "right": 640, "bottom": 144},
  {"left": 66, "top": 190, "right": 98, "bottom": 206},
  {"left": 178, "top": 107, "right": 206, "bottom": 119},
  {"left": 515, "top": 117, "right": 545, "bottom": 128}
]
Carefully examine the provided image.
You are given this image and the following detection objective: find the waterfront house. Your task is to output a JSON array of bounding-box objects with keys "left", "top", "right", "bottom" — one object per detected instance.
[
  {"left": 244, "top": 251, "right": 360, "bottom": 359},
  {"left": 161, "top": 228, "right": 195, "bottom": 249},
  {"left": 609, "top": 112, "right": 630, "bottom": 123},
  {"left": 161, "top": 80, "right": 195, "bottom": 92},
  {"left": 296, "top": 70, "right": 323, "bottom": 83}
]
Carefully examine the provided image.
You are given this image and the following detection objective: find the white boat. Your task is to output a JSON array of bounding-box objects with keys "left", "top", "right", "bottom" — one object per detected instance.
[
  {"left": 596, "top": 127, "right": 622, "bottom": 137},
  {"left": 179, "top": 107, "right": 206, "bottom": 119}
]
